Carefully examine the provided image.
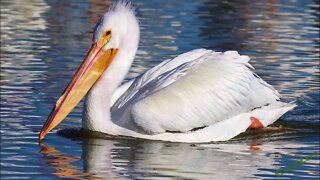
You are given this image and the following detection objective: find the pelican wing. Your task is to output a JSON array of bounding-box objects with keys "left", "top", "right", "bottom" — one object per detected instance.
[{"left": 111, "top": 49, "right": 280, "bottom": 134}]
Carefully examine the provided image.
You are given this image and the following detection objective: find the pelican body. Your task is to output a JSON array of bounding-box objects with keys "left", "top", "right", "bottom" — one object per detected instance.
[{"left": 39, "top": 3, "right": 295, "bottom": 143}]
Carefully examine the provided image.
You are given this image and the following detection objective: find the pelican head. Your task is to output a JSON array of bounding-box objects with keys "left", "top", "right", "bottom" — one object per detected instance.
[{"left": 39, "top": 2, "right": 139, "bottom": 140}]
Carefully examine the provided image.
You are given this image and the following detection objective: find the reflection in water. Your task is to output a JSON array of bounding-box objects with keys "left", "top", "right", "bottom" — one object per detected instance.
[
  {"left": 40, "top": 135, "right": 319, "bottom": 179},
  {"left": 1, "top": 0, "right": 319, "bottom": 179},
  {"left": 1, "top": 0, "right": 49, "bottom": 122},
  {"left": 40, "top": 143, "right": 92, "bottom": 179}
]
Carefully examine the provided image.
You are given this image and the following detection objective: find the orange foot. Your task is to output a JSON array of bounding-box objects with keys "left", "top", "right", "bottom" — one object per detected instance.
[{"left": 249, "top": 117, "right": 264, "bottom": 129}]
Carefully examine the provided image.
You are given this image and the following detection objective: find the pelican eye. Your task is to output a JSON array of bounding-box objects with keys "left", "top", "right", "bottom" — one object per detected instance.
[
  {"left": 105, "top": 30, "right": 111, "bottom": 36},
  {"left": 101, "top": 30, "right": 111, "bottom": 44}
]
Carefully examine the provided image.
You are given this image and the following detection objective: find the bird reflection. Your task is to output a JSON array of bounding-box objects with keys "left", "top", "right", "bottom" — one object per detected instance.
[
  {"left": 39, "top": 128, "right": 314, "bottom": 179},
  {"left": 39, "top": 142, "right": 94, "bottom": 179}
]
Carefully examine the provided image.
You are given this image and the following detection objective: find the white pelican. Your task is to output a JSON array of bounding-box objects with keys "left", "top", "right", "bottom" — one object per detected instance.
[{"left": 39, "top": 2, "right": 296, "bottom": 143}]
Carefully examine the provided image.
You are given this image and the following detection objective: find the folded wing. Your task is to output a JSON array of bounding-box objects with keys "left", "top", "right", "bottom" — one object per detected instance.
[{"left": 111, "top": 49, "right": 280, "bottom": 134}]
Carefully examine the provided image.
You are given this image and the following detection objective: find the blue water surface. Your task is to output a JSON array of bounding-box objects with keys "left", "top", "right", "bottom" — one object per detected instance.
[{"left": 1, "top": 0, "right": 319, "bottom": 179}]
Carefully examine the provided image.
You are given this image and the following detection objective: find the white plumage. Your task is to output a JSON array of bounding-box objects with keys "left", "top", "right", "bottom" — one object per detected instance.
[
  {"left": 101, "top": 48, "right": 295, "bottom": 142},
  {"left": 81, "top": 3, "right": 296, "bottom": 143},
  {"left": 40, "top": 2, "right": 296, "bottom": 143}
]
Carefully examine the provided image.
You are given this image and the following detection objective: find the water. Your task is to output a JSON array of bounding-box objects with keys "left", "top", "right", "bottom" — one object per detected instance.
[{"left": 1, "top": 0, "right": 319, "bottom": 179}]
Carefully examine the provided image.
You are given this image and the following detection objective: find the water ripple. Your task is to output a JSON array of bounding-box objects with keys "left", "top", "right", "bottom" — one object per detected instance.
[{"left": 1, "top": 0, "right": 319, "bottom": 179}]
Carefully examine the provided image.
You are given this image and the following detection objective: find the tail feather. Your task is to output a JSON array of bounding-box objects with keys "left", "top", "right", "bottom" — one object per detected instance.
[
  {"left": 250, "top": 102, "right": 297, "bottom": 127},
  {"left": 136, "top": 101, "right": 296, "bottom": 143}
]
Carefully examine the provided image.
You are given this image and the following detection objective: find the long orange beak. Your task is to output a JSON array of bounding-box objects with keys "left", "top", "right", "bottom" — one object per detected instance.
[{"left": 39, "top": 40, "right": 118, "bottom": 141}]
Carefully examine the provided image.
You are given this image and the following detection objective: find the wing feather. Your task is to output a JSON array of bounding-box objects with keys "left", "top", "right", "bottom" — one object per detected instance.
[{"left": 111, "top": 49, "right": 280, "bottom": 134}]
